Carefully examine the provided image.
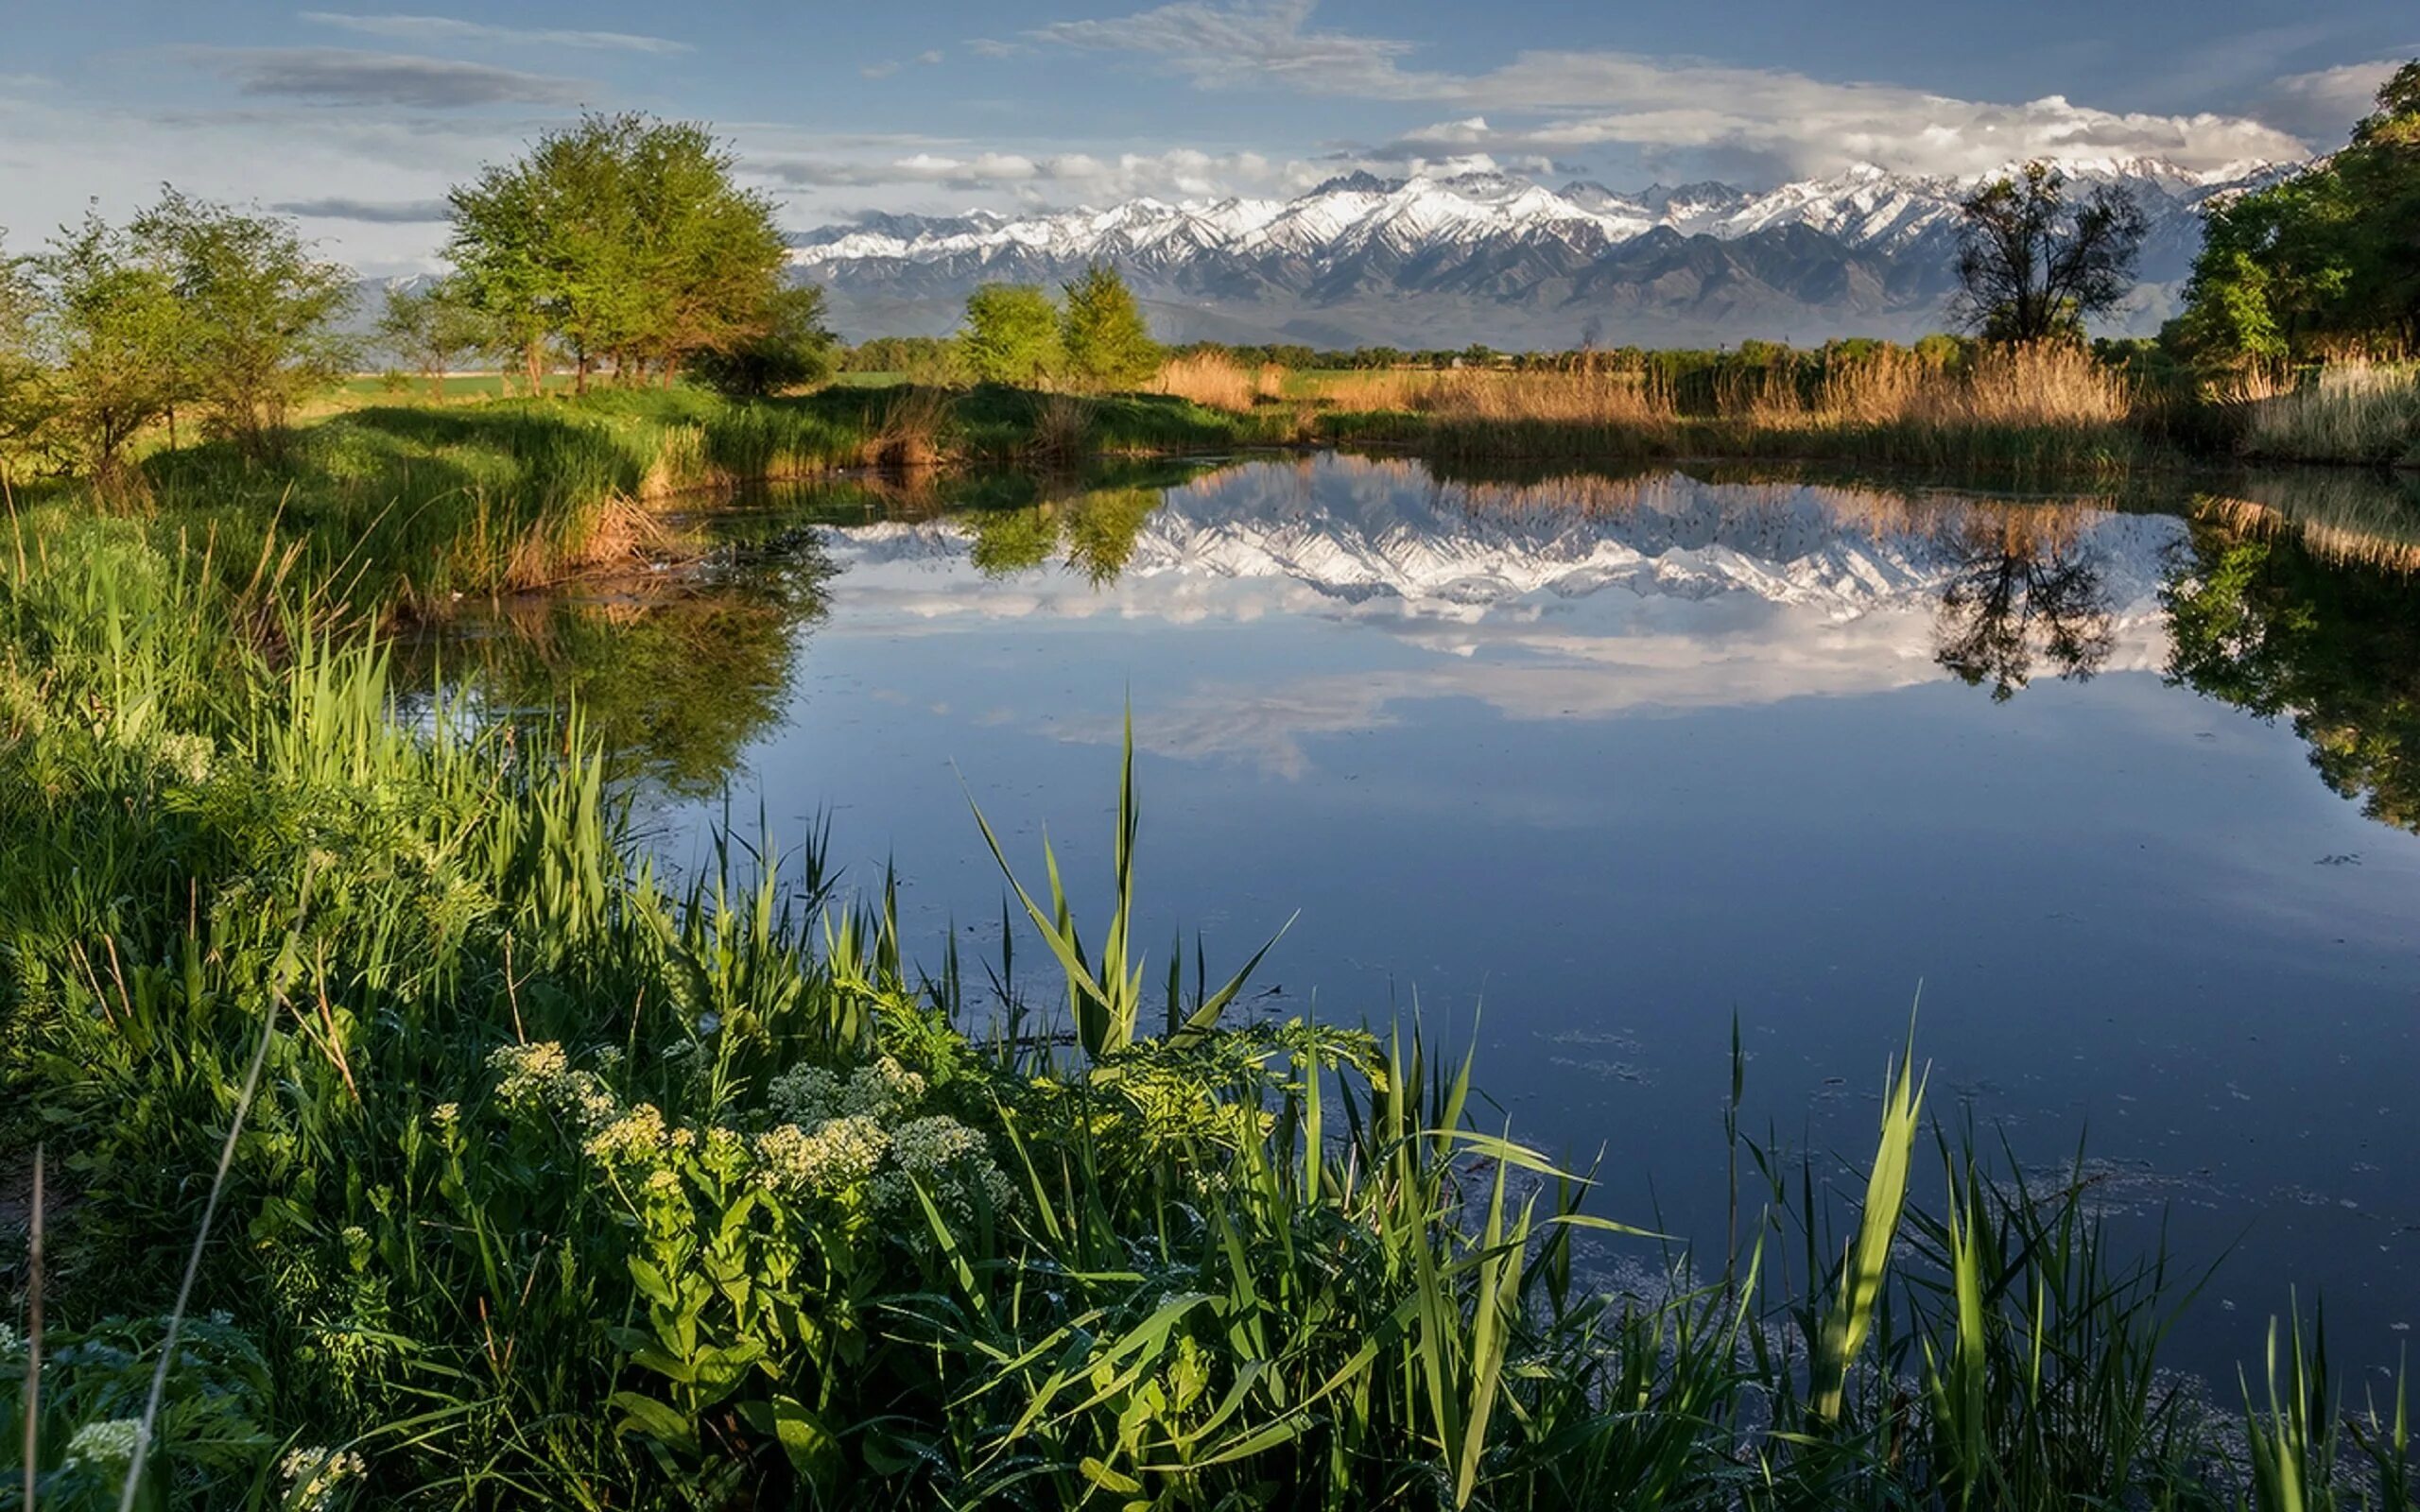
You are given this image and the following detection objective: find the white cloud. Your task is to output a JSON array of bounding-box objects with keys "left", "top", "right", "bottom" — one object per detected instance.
[
  {"left": 186, "top": 46, "right": 591, "bottom": 109},
  {"left": 1030, "top": 0, "right": 2316, "bottom": 180},
  {"left": 299, "top": 12, "right": 691, "bottom": 56},
  {"left": 2253, "top": 57, "right": 2410, "bottom": 146}
]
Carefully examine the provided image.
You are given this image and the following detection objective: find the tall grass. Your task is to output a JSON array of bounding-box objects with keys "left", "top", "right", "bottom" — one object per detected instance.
[
  {"left": 1320, "top": 344, "right": 2143, "bottom": 475},
  {"left": 1152, "top": 352, "right": 1287, "bottom": 413},
  {"left": 2241, "top": 361, "right": 2420, "bottom": 466}
]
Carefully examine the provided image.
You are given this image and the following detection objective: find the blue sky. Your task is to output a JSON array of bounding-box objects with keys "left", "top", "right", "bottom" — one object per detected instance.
[{"left": 1, "top": 1, "right": 2410, "bottom": 272}]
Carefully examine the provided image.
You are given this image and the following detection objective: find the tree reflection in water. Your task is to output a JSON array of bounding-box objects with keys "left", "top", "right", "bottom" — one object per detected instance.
[{"left": 1930, "top": 509, "right": 2117, "bottom": 702}]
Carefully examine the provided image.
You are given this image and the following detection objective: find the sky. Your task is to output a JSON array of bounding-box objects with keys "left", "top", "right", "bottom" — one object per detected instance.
[{"left": 1, "top": 0, "right": 2411, "bottom": 274}]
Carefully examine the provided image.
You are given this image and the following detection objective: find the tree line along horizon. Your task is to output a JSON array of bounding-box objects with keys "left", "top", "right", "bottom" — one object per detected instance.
[{"left": 0, "top": 60, "right": 2412, "bottom": 481}]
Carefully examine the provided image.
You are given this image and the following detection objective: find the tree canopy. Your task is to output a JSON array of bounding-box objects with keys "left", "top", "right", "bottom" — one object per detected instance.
[
  {"left": 1061, "top": 264, "right": 1161, "bottom": 388},
  {"left": 446, "top": 112, "right": 794, "bottom": 391},
  {"left": 2171, "top": 60, "right": 2420, "bottom": 366},
  {"left": 1952, "top": 162, "right": 2147, "bottom": 343},
  {"left": 958, "top": 284, "right": 1064, "bottom": 387}
]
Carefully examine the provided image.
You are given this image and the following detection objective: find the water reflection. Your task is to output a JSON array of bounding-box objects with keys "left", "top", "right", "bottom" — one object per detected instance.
[
  {"left": 392, "top": 556, "right": 829, "bottom": 798},
  {"left": 400, "top": 453, "right": 2420, "bottom": 1374},
  {"left": 402, "top": 455, "right": 2420, "bottom": 833},
  {"left": 1931, "top": 511, "right": 2116, "bottom": 702}
]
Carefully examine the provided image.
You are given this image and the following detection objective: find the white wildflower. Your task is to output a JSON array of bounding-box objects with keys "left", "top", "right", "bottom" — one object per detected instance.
[
  {"left": 766, "top": 1065, "right": 841, "bottom": 1126},
  {"left": 64, "top": 1418, "right": 142, "bottom": 1468},
  {"left": 753, "top": 1115, "right": 890, "bottom": 1196},
  {"left": 584, "top": 1105, "right": 668, "bottom": 1166},
  {"left": 840, "top": 1057, "right": 926, "bottom": 1120}
]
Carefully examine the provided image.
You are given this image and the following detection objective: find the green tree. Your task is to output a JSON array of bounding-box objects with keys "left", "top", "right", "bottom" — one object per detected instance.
[
  {"left": 1059, "top": 264, "right": 1160, "bottom": 389},
  {"left": 622, "top": 118, "right": 790, "bottom": 385},
  {"left": 374, "top": 278, "right": 494, "bottom": 400},
  {"left": 27, "top": 208, "right": 188, "bottom": 483},
  {"left": 0, "top": 233, "right": 45, "bottom": 482},
  {"left": 447, "top": 112, "right": 790, "bottom": 394},
  {"left": 132, "top": 190, "right": 355, "bottom": 453},
  {"left": 958, "top": 284, "right": 1063, "bottom": 387},
  {"left": 688, "top": 284, "right": 838, "bottom": 397},
  {"left": 2171, "top": 60, "right": 2420, "bottom": 367},
  {"left": 1952, "top": 162, "right": 2146, "bottom": 343},
  {"left": 445, "top": 157, "right": 561, "bottom": 393}
]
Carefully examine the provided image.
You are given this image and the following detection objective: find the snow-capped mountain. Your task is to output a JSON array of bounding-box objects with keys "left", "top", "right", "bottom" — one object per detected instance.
[{"left": 791, "top": 161, "right": 2281, "bottom": 348}]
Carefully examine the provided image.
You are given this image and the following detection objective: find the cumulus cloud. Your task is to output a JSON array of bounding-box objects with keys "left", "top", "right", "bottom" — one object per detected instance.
[
  {"left": 1029, "top": 0, "right": 2314, "bottom": 180},
  {"left": 271, "top": 195, "right": 453, "bottom": 222},
  {"left": 2252, "top": 57, "right": 2409, "bottom": 146},
  {"left": 190, "top": 46, "right": 589, "bottom": 108},
  {"left": 299, "top": 12, "right": 690, "bottom": 55}
]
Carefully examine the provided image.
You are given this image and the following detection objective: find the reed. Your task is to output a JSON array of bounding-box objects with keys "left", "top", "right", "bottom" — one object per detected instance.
[{"left": 2241, "top": 361, "right": 2420, "bottom": 466}]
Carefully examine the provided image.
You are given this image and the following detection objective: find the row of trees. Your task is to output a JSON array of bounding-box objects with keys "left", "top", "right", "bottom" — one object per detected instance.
[
  {"left": 955, "top": 266, "right": 1162, "bottom": 388},
  {"left": 2172, "top": 61, "right": 2420, "bottom": 366},
  {"left": 0, "top": 193, "right": 354, "bottom": 479}
]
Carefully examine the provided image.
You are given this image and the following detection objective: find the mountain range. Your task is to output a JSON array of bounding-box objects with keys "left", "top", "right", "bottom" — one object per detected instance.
[{"left": 789, "top": 160, "right": 2280, "bottom": 349}]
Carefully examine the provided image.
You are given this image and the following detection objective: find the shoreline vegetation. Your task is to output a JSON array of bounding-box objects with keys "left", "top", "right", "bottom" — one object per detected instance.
[{"left": 18, "top": 343, "right": 2416, "bottom": 619}]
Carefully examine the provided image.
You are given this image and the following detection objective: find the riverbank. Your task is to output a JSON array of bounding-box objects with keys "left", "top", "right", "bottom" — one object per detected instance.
[{"left": 47, "top": 357, "right": 2414, "bottom": 615}]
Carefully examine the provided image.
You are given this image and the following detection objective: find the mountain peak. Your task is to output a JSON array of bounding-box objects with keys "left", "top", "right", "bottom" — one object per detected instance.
[{"left": 787, "top": 162, "right": 2273, "bottom": 348}]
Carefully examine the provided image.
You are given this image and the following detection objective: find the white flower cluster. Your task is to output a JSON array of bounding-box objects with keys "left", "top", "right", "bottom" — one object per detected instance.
[
  {"left": 876, "top": 1114, "right": 1015, "bottom": 1224},
  {"left": 755, "top": 1058, "right": 1007, "bottom": 1225},
  {"left": 489, "top": 1040, "right": 616, "bottom": 1128},
  {"left": 281, "top": 1446, "right": 368, "bottom": 1511},
  {"left": 583, "top": 1104, "right": 670, "bottom": 1167},
  {"left": 753, "top": 1114, "right": 890, "bottom": 1195},
  {"left": 63, "top": 1418, "right": 142, "bottom": 1468},
  {"left": 0, "top": 1320, "right": 19, "bottom": 1359},
  {"left": 768, "top": 1057, "right": 926, "bottom": 1126}
]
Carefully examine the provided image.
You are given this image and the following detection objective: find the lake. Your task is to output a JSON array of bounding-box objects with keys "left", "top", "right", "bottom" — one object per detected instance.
[{"left": 411, "top": 453, "right": 2420, "bottom": 1383}]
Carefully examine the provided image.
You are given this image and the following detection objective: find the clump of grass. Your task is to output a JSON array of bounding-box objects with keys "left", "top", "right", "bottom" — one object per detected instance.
[
  {"left": 2242, "top": 361, "right": 2420, "bottom": 466},
  {"left": 1151, "top": 352, "right": 1285, "bottom": 412}
]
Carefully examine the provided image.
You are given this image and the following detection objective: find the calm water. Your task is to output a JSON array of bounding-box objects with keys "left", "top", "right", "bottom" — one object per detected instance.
[{"left": 418, "top": 455, "right": 2420, "bottom": 1381}]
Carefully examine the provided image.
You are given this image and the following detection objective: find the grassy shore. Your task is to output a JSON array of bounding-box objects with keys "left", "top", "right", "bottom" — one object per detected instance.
[
  {"left": 33, "top": 347, "right": 2411, "bottom": 622},
  {"left": 3, "top": 475, "right": 2416, "bottom": 1509}
]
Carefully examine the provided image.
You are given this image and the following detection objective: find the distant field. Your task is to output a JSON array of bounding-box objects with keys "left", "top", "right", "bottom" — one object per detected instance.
[{"left": 342, "top": 372, "right": 579, "bottom": 400}]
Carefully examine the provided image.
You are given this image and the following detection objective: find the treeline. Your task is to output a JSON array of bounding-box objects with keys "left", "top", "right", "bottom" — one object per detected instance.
[
  {"left": 2172, "top": 61, "right": 2420, "bottom": 367},
  {"left": 0, "top": 192, "right": 354, "bottom": 480}
]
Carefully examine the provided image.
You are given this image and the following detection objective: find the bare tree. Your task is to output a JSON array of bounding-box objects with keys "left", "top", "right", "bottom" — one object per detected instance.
[{"left": 1953, "top": 162, "right": 2147, "bottom": 343}]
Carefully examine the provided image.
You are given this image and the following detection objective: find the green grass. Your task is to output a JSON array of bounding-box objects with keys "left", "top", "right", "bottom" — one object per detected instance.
[{"left": 1, "top": 506, "right": 2412, "bottom": 1509}]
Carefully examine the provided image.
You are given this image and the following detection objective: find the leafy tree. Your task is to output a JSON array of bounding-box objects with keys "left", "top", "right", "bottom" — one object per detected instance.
[
  {"left": 0, "top": 233, "right": 46, "bottom": 482},
  {"left": 445, "top": 158, "right": 561, "bottom": 393},
  {"left": 959, "top": 284, "right": 1063, "bottom": 387},
  {"left": 1952, "top": 162, "right": 2146, "bottom": 343},
  {"left": 447, "top": 112, "right": 789, "bottom": 393},
  {"left": 27, "top": 208, "right": 188, "bottom": 483},
  {"left": 622, "top": 118, "right": 790, "bottom": 385},
  {"left": 132, "top": 190, "right": 355, "bottom": 452},
  {"left": 2171, "top": 60, "right": 2420, "bottom": 367},
  {"left": 689, "top": 284, "right": 838, "bottom": 397},
  {"left": 1060, "top": 265, "right": 1161, "bottom": 389},
  {"left": 375, "top": 278, "right": 494, "bottom": 399}
]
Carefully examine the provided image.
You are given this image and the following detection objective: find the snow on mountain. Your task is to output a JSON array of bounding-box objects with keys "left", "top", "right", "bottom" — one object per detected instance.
[{"left": 789, "top": 161, "right": 2281, "bottom": 347}]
